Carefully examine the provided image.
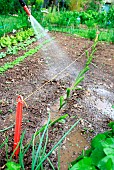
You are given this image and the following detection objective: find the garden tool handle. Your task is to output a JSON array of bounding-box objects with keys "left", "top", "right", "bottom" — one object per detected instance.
[
  {"left": 19, "top": 0, "right": 26, "bottom": 7},
  {"left": 19, "top": 0, "right": 31, "bottom": 16}
]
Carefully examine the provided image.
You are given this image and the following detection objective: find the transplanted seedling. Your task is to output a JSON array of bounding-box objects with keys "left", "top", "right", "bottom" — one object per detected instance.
[{"left": 59, "top": 37, "right": 98, "bottom": 110}]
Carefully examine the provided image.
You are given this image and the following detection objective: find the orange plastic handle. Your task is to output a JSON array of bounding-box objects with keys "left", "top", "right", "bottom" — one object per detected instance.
[{"left": 23, "top": 6, "right": 31, "bottom": 16}]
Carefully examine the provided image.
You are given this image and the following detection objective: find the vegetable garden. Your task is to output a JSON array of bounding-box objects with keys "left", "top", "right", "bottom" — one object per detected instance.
[{"left": 0, "top": 0, "right": 114, "bottom": 169}]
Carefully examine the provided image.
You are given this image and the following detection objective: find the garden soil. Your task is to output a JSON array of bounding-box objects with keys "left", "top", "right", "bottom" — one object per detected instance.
[{"left": 0, "top": 32, "right": 114, "bottom": 169}]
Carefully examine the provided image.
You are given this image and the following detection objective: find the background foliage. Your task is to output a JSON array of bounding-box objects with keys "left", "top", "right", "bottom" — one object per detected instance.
[{"left": 0, "top": 0, "right": 105, "bottom": 14}]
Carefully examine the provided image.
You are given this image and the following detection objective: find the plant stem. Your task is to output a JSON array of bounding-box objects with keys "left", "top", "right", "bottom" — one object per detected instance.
[
  {"left": 35, "top": 118, "right": 82, "bottom": 170},
  {"left": 0, "top": 124, "right": 14, "bottom": 132}
]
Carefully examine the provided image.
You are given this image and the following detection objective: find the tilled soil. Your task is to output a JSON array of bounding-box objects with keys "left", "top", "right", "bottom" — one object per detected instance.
[{"left": 0, "top": 32, "right": 114, "bottom": 169}]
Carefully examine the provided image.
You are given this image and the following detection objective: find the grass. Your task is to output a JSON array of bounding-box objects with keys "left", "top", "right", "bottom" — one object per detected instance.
[{"left": 0, "top": 14, "right": 29, "bottom": 37}]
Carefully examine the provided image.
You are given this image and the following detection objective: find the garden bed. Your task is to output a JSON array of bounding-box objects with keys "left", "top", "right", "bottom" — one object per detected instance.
[{"left": 0, "top": 32, "right": 114, "bottom": 169}]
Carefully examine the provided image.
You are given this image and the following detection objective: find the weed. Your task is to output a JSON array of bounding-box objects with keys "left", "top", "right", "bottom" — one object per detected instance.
[{"left": 8, "top": 109, "right": 13, "bottom": 113}]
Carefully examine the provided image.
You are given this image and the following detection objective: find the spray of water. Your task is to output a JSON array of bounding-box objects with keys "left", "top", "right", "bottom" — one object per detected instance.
[
  {"left": 29, "top": 15, "right": 79, "bottom": 80},
  {"left": 30, "top": 15, "right": 50, "bottom": 42}
]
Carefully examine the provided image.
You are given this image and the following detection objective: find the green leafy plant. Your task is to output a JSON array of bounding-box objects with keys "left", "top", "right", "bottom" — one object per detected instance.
[
  {"left": 85, "top": 19, "right": 96, "bottom": 28},
  {"left": 59, "top": 66, "right": 90, "bottom": 110},
  {"left": 72, "top": 66, "right": 90, "bottom": 90},
  {"left": 88, "top": 29, "right": 96, "bottom": 40},
  {"left": 0, "top": 35, "right": 12, "bottom": 47},
  {"left": 0, "top": 38, "right": 37, "bottom": 61},
  {"left": 31, "top": 117, "right": 81, "bottom": 170},
  {"left": 0, "top": 28, "right": 35, "bottom": 48},
  {"left": 0, "top": 52, "right": 6, "bottom": 59},
  {"left": 7, "top": 46, "right": 18, "bottom": 55},
  {"left": 86, "top": 48, "right": 96, "bottom": 66},
  {"left": 59, "top": 88, "right": 71, "bottom": 110},
  {"left": 6, "top": 162, "right": 21, "bottom": 170},
  {"left": 10, "top": 35, "right": 18, "bottom": 46},
  {"left": 59, "top": 96, "right": 66, "bottom": 110},
  {"left": 66, "top": 88, "right": 71, "bottom": 98},
  {"left": 69, "top": 121, "right": 114, "bottom": 170}
]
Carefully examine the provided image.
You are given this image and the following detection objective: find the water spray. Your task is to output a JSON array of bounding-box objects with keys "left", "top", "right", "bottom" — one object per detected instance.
[{"left": 19, "top": 0, "right": 31, "bottom": 16}]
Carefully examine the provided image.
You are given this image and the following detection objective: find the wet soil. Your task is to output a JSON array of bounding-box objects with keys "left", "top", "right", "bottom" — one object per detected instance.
[{"left": 0, "top": 32, "right": 114, "bottom": 169}]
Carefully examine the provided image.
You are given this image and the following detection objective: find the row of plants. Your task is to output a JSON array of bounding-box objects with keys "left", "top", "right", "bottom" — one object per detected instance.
[
  {"left": 0, "top": 38, "right": 36, "bottom": 59},
  {"left": 1, "top": 5, "right": 114, "bottom": 38},
  {"left": 0, "top": 5, "right": 114, "bottom": 39},
  {"left": 80, "top": 9, "right": 114, "bottom": 28},
  {"left": 0, "top": 28, "right": 34, "bottom": 48},
  {"left": 0, "top": 37, "right": 54, "bottom": 74},
  {"left": 34, "top": 8, "right": 114, "bottom": 28},
  {"left": 0, "top": 26, "right": 51, "bottom": 59},
  {"left": 48, "top": 26, "right": 114, "bottom": 43},
  {"left": 69, "top": 122, "right": 114, "bottom": 170},
  {"left": 59, "top": 34, "right": 98, "bottom": 110}
]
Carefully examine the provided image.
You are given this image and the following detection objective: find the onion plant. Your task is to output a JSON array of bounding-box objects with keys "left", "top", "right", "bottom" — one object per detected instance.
[{"left": 3, "top": 114, "right": 81, "bottom": 170}]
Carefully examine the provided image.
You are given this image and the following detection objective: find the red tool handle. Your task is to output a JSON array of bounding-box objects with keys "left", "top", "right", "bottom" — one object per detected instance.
[{"left": 23, "top": 6, "right": 31, "bottom": 16}]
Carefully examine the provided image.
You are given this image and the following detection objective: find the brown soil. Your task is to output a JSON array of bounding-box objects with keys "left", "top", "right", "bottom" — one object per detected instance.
[{"left": 0, "top": 32, "right": 114, "bottom": 169}]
